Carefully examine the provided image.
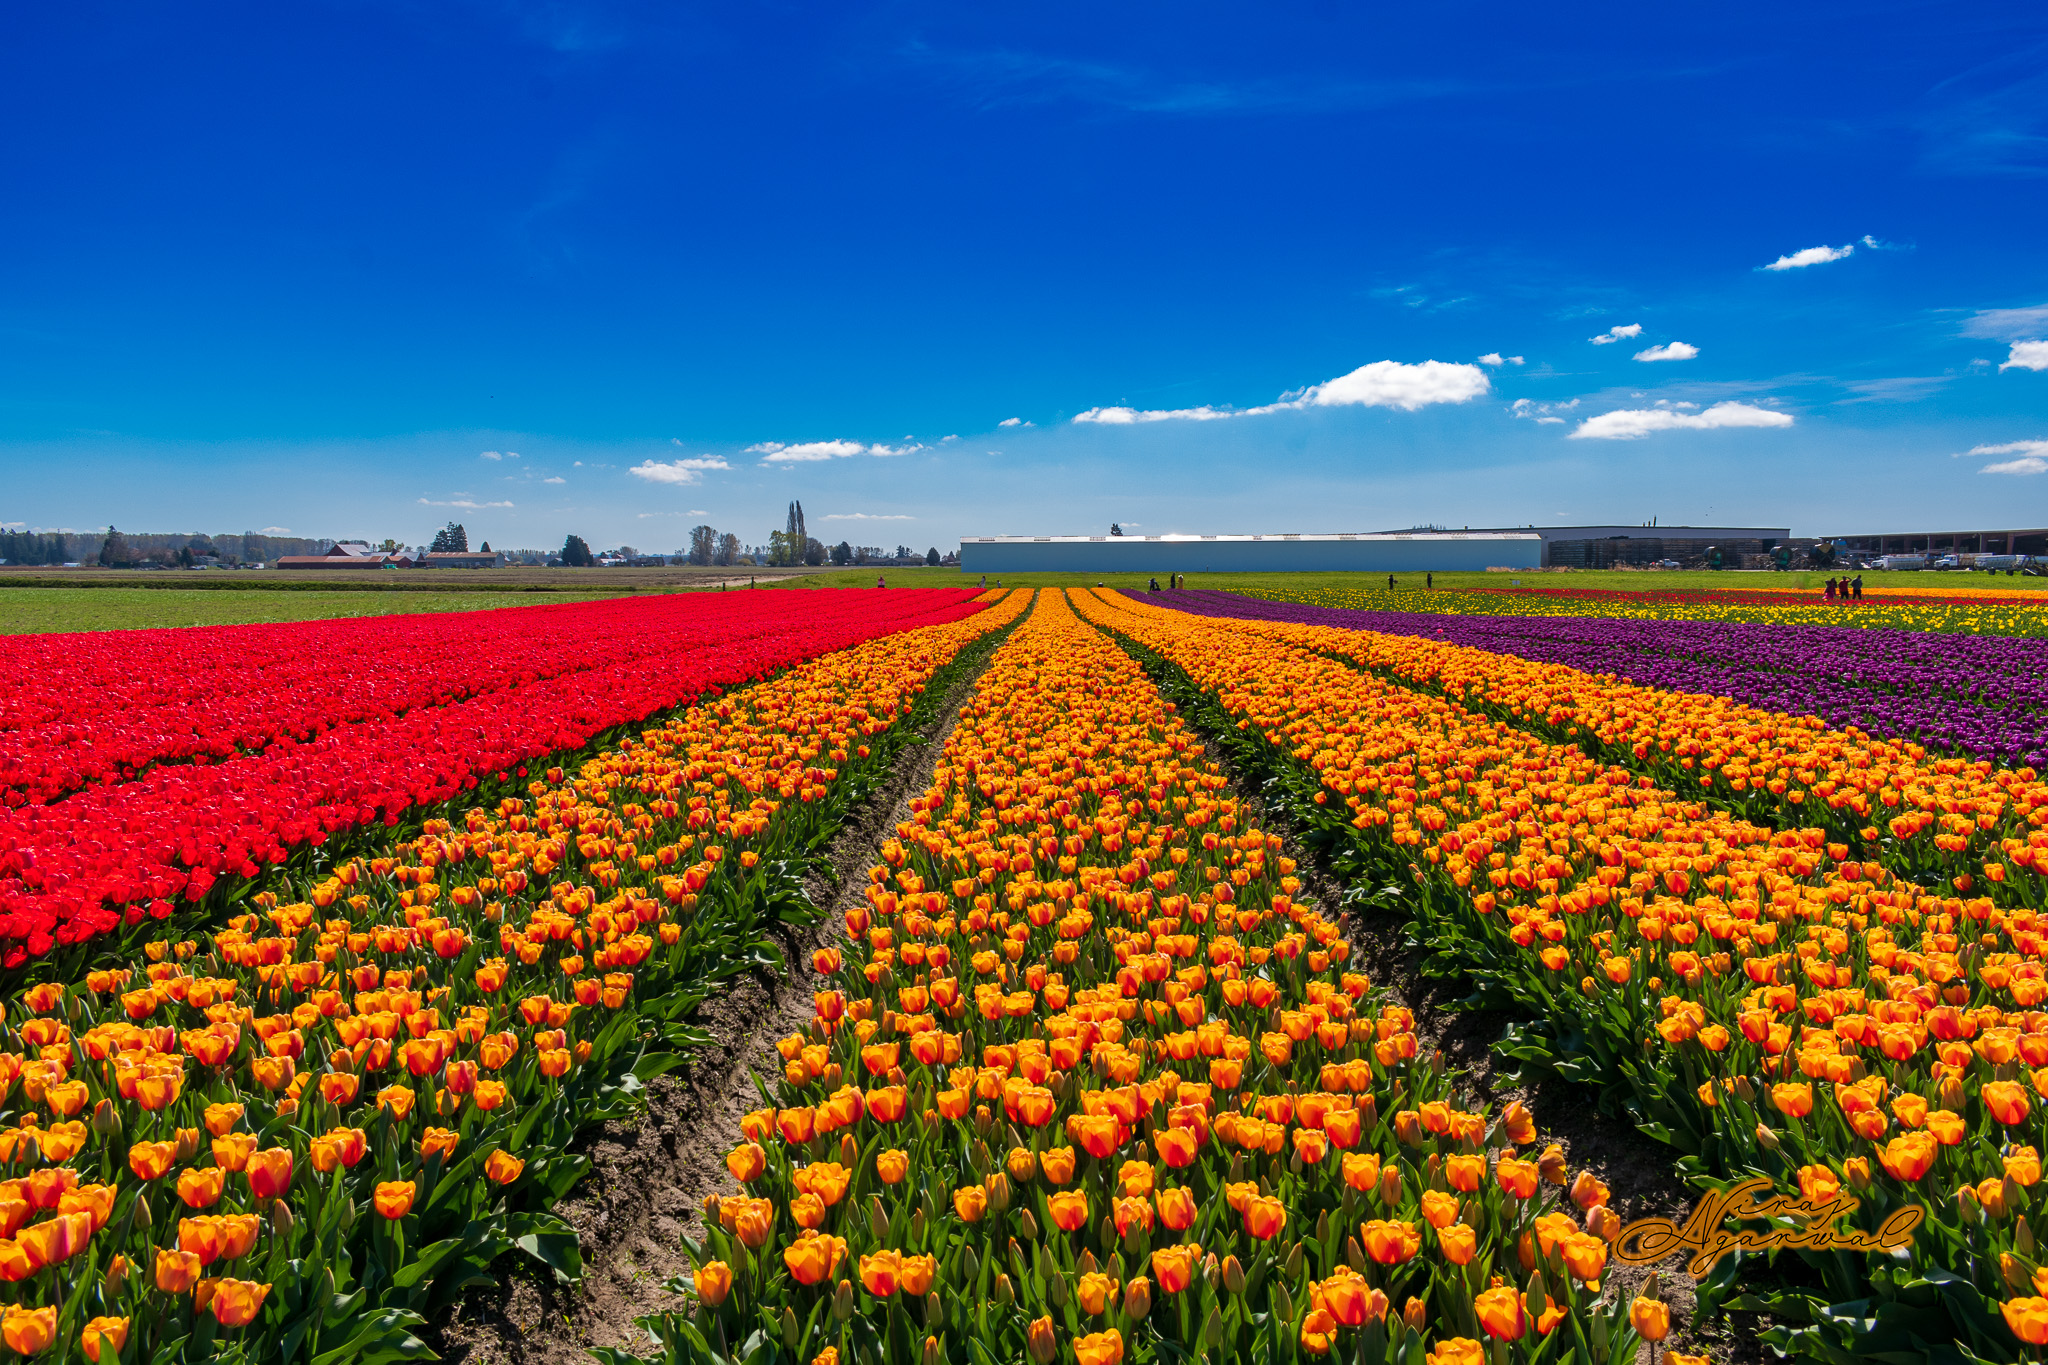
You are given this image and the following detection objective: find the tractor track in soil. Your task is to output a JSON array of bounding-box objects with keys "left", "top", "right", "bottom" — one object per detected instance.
[{"left": 425, "top": 602, "right": 1025, "bottom": 1365}]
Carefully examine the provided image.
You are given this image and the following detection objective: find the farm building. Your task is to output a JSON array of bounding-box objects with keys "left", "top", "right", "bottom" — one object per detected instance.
[{"left": 958, "top": 532, "right": 1541, "bottom": 575}]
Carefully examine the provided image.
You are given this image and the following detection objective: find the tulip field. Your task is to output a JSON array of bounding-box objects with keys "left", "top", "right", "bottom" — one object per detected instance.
[{"left": 5, "top": 576, "right": 2048, "bottom": 1363}]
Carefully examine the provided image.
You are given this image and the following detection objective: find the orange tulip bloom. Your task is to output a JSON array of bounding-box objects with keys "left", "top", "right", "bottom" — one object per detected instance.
[
  {"left": 1300, "top": 1307, "right": 1339, "bottom": 1356},
  {"left": 1986, "top": 1083, "right": 2031, "bottom": 1127},
  {"left": 1360, "top": 1219, "right": 1420, "bottom": 1264},
  {"left": 1474, "top": 1286, "right": 1527, "bottom": 1341},
  {"left": 1496, "top": 1157, "right": 1539, "bottom": 1199},
  {"left": 177, "top": 1167, "right": 225, "bottom": 1209},
  {"left": 373, "top": 1180, "right": 417, "bottom": 1219},
  {"left": 900, "top": 1253, "right": 936, "bottom": 1296},
  {"left": 1073, "top": 1328, "right": 1124, "bottom": 1365},
  {"left": 421, "top": 1128, "right": 460, "bottom": 1162},
  {"left": 1, "top": 1305, "right": 55, "bottom": 1356},
  {"left": 954, "top": 1185, "right": 988, "bottom": 1223},
  {"left": 1243, "top": 1194, "right": 1286, "bottom": 1240},
  {"left": 319, "top": 1073, "right": 361, "bottom": 1105},
  {"left": 2002, "top": 1296, "right": 2048, "bottom": 1347},
  {"left": 1437, "top": 1222, "right": 1477, "bottom": 1265},
  {"left": 726, "top": 1143, "right": 766, "bottom": 1184},
  {"left": 129, "top": 1140, "right": 177, "bottom": 1181},
  {"left": 782, "top": 1230, "right": 846, "bottom": 1286},
  {"left": 205, "top": 1277, "right": 271, "bottom": 1328},
  {"left": 859, "top": 1249, "right": 902, "bottom": 1297},
  {"left": 246, "top": 1149, "right": 293, "bottom": 1201},
  {"left": 1151, "top": 1243, "right": 1198, "bottom": 1294},
  {"left": 1039, "top": 1147, "right": 1076, "bottom": 1185},
  {"left": 1425, "top": 1340, "right": 1485, "bottom": 1365},
  {"left": 1048, "top": 1190, "right": 1090, "bottom": 1232},
  {"left": 485, "top": 1150, "right": 526, "bottom": 1184},
  {"left": 876, "top": 1149, "right": 909, "bottom": 1184},
  {"left": 1630, "top": 1297, "right": 1670, "bottom": 1343},
  {"left": 155, "top": 1247, "right": 204, "bottom": 1293},
  {"left": 80, "top": 1315, "right": 129, "bottom": 1364},
  {"left": 1445, "top": 1154, "right": 1484, "bottom": 1192},
  {"left": 1155, "top": 1186, "right": 1196, "bottom": 1231},
  {"left": 693, "top": 1260, "right": 732, "bottom": 1307}
]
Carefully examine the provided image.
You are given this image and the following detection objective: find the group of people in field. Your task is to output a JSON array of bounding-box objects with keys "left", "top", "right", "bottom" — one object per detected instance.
[{"left": 1824, "top": 575, "right": 1864, "bottom": 601}]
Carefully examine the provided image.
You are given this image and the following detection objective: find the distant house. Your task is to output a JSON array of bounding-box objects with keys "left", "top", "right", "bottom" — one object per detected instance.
[
  {"left": 273, "top": 543, "right": 409, "bottom": 570},
  {"left": 418, "top": 551, "right": 499, "bottom": 569}
]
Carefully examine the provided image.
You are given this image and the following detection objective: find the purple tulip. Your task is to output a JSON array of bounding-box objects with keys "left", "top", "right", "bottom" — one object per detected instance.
[{"left": 1146, "top": 589, "right": 2048, "bottom": 766}]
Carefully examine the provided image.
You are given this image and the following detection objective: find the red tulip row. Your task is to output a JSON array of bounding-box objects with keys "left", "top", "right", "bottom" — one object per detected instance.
[
  {"left": 0, "top": 592, "right": 979, "bottom": 808},
  {"left": 0, "top": 591, "right": 988, "bottom": 965}
]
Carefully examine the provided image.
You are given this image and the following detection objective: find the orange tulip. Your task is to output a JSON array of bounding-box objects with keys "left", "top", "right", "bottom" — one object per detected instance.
[
  {"left": 1049, "top": 1190, "right": 1091, "bottom": 1232},
  {"left": 128, "top": 1140, "right": 177, "bottom": 1181},
  {"left": 1073, "top": 1329, "right": 1124, "bottom": 1365},
  {"left": 859, "top": 1249, "right": 902, "bottom": 1297},
  {"left": 783, "top": 1230, "right": 846, "bottom": 1286},
  {"left": 206, "top": 1278, "right": 271, "bottom": 1328},
  {"left": 80, "top": 1316, "right": 129, "bottom": 1364},
  {"left": 156, "top": 1247, "right": 204, "bottom": 1293},
  {"left": 177, "top": 1166, "right": 225, "bottom": 1209},
  {"left": 1, "top": 1305, "right": 55, "bottom": 1355},
  {"left": 694, "top": 1260, "right": 733, "bottom": 1307},
  {"left": 373, "top": 1180, "right": 417, "bottom": 1219},
  {"left": 1360, "top": 1219, "right": 1420, "bottom": 1264},
  {"left": 485, "top": 1149, "right": 526, "bottom": 1184},
  {"left": 876, "top": 1149, "right": 909, "bottom": 1184},
  {"left": 1474, "top": 1286, "right": 1526, "bottom": 1341}
]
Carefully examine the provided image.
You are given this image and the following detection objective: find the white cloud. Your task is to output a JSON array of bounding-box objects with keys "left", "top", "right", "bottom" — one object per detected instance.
[
  {"left": 1569, "top": 401, "right": 1794, "bottom": 440},
  {"left": 821, "top": 512, "right": 915, "bottom": 521},
  {"left": 1074, "top": 404, "right": 1234, "bottom": 424},
  {"left": 1073, "top": 358, "right": 1490, "bottom": 425},
  {"left": 629, "top": 456, "right": 732, "bottom": 485},
  {"left": 1476, "top": 353, "right": 1525, "bottom": 367},
  {"left": 544, "top": 476, "right": 566, "bottom": 484},
  {"left": 1509, "top": 398, "right": 1578, "bottom": 424},
  {"left": 999, "top": 417, "right": 1031, "bottom": 427},
  {"left": 1298, "top": 360, "right": 1492, "bottom": 411},
  {"left": 1633, "top": 342, "right": 1700, "bottom": 362},
  {"left": 480, "top": 450, "right": 502, "bottom": 460},
  {"left": 260, "top": 526, "right": 291, "bottom": 534},
  {"left": 2001, "top": 341, "right": 2048, "bottom": 372},
  {"left": 1763, "top": 243, "right": 1856, "bottom": 271},
  {"left": 1589, "top": 324, "right": 1643, "bottom": 345},
  {"left": 748, "top": 440, "right": 919, "bottom": 463},
  {"left": 418, "top": 497, "right": 516, "bottom": 509},
  {"left": 1959, "top": 439, "right": 2048, "bottom": 474},
  {"left": 1963, "top": 304, "right": 2048, "bottom": 341}
]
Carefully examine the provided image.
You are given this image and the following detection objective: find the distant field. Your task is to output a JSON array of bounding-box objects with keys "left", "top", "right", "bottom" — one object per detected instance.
[
  {"left": 771, "top": 565, "right": 2048, "bottom": 594},
  {"left": 0, "top": 587, "right": 632, "bottom": 633},
  {"left": 3, "top": 563, "right": 2041, "bottom": 632}
]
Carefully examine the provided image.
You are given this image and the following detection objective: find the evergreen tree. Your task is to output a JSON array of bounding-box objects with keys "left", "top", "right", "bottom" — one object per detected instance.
[
  {"left": 479, "top": 541, "right": 491, "bottom": 553},
  {"left": 560, "top": 534, "right": 593, "bottom": 567},
  {"left": 925, "top": 547, "right": 941, "bottom": 566},
  {"left": 97, "top": 526, "right": 131, "bottom": 568},
  {"left": 430, "top": 521, "right": 469, "bottom": 553}
]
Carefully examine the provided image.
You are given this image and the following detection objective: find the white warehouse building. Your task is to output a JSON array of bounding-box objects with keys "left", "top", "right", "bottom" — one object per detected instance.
[{"left": 958, "top": 531, "right": 1542, "bottom": 575}]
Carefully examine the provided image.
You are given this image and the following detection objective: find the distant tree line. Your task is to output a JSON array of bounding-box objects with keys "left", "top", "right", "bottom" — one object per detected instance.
[{"left": 0, "top": 527, "right": 346, "bottom": 567}]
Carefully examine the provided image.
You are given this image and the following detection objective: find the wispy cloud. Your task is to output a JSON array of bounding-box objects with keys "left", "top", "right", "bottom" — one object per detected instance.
[
  {"left": 1633, "top": 342, "right": 1699, "bottom": 362},
  {"left": 900, "top": 40, "right": 1474, "bottom": 117},
  {"left": 2002, "top": 341, "right": 2048, "bottom": 371},
  {"left": 1836, "top": 375, "right": 1951, "bottom": 405},
  {"left": 260, "top": 526, "right": 291, "bottom": 534},
  {"left": 821, "top": 512, "right": 915, "bottom": 521},
  {"left": 419, "top": 497, "right": 515, "bottom": 509},
  {"left": 1569, "top": 401, "right": 1793, "bottom": 440},
  {"left": 543, "top": 476, "right": 566, "bottom": 484},
  {"left": 478, "top": 449, "right": 520, "bottom": 461},
  {"left": 749, "top": 439, "right": 921, "bottom": 464},
  {"left": 1914, "top": 49, "right": 2048, "bottom": 177},
  {"left": 1762, "top": 243, "right": 1856, "bottom": 271},
  {"left": 1075, "top": 359, "right": 1491, "bottom": 425},
  {"left": 628, "top": 456, "right": 732, "bottom": 485},
  {"left": 1508, "top": 398, "right": 1579, "bottom": 425},
  {"left": 998, "top": 417, "right": 1031, "bottom": 427},
  {"left": 1960, "top": 303, "right": 2048, "bottom": 340},
  {"left": 1589, "top": 324, "right": 1643, "bottom": 345},
  {"left": 1959, "top": 439, "right": 2048, "bottom": 475},
  {"left": 1477, "top": 353, "right": 1525, "bottom": 367}
]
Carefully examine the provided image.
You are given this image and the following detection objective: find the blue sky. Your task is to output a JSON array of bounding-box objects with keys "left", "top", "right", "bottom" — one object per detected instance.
[{"left": 2, "top": 0, "right": 2045, "bottom": 552}]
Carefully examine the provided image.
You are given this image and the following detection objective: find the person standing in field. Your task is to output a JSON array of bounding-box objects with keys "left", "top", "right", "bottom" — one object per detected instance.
[
  {"left": 1824, "top": 578, "right": 1837, "bottom": 600},
  {"left": 1426, "top": 572, "right": 1433, "bottom": 591},
  {"left": 1852, "top": 574, "right": 1863, "bottom": 600}
]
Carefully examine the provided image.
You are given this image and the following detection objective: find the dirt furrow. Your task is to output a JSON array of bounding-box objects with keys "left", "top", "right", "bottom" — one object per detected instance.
[{"left": 426, "top": 605, "right": 1025, "bottom": 1365}]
